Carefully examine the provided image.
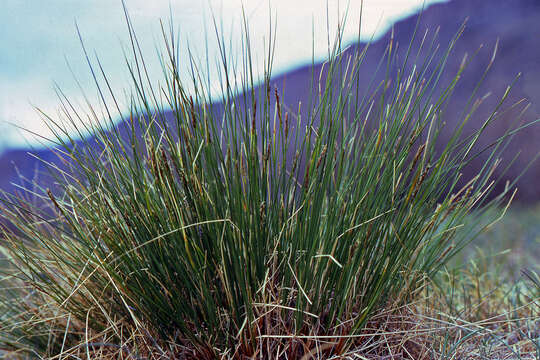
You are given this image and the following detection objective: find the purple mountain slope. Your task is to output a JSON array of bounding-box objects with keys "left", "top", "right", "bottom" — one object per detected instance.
[
  {"left": 264, "top": 0, "right": 540, "bottom": 203},
  {"left": 1, "top": 0, "right": 539, "bottom": 203}
]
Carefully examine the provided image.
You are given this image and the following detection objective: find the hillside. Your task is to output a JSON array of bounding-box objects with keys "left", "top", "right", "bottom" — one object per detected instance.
[{"left": 1, "top": 0, "right": 539, "bottom": 202}]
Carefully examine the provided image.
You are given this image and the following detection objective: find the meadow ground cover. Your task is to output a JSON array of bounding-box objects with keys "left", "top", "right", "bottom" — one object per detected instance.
[{"left": 0, "top": 6, "right": 538, "bottom": 359}]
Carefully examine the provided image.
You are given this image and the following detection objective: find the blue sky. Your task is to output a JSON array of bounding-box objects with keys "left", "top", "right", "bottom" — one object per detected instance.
[{"left": 0, "top": 0, "right": 446, "bottom": 150}]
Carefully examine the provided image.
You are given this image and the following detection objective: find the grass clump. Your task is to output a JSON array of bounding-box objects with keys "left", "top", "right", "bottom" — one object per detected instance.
[{"left": 0, "top": 7, "right": 536, "bottom": 359}]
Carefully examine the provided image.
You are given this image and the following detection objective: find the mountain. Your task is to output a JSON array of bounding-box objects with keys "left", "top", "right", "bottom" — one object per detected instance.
[{"left": 1, "top": 0, "right": 539, "bottom": 203}]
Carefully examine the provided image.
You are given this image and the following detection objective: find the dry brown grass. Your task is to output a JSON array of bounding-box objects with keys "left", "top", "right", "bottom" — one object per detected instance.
[{"left": 6, "top": 274, "right": 535, "bottom": 360}]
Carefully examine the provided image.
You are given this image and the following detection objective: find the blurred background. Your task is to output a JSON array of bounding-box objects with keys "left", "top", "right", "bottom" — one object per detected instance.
[
  {"left": 1, "top": 0, "right": 449, "bottom": 149},
  {"left": 0, "top": 1, "right": 538, "bottom": 235}
]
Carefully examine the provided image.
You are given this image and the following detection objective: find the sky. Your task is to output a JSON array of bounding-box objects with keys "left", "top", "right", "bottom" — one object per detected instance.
[{"left": 0, "top": 0, "right": 447, "bottom": 150}]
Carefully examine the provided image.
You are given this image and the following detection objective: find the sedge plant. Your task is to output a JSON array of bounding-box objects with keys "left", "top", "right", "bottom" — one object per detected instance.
[{"left": 0, "top": 6, "right": 536, "bottom": 359}]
